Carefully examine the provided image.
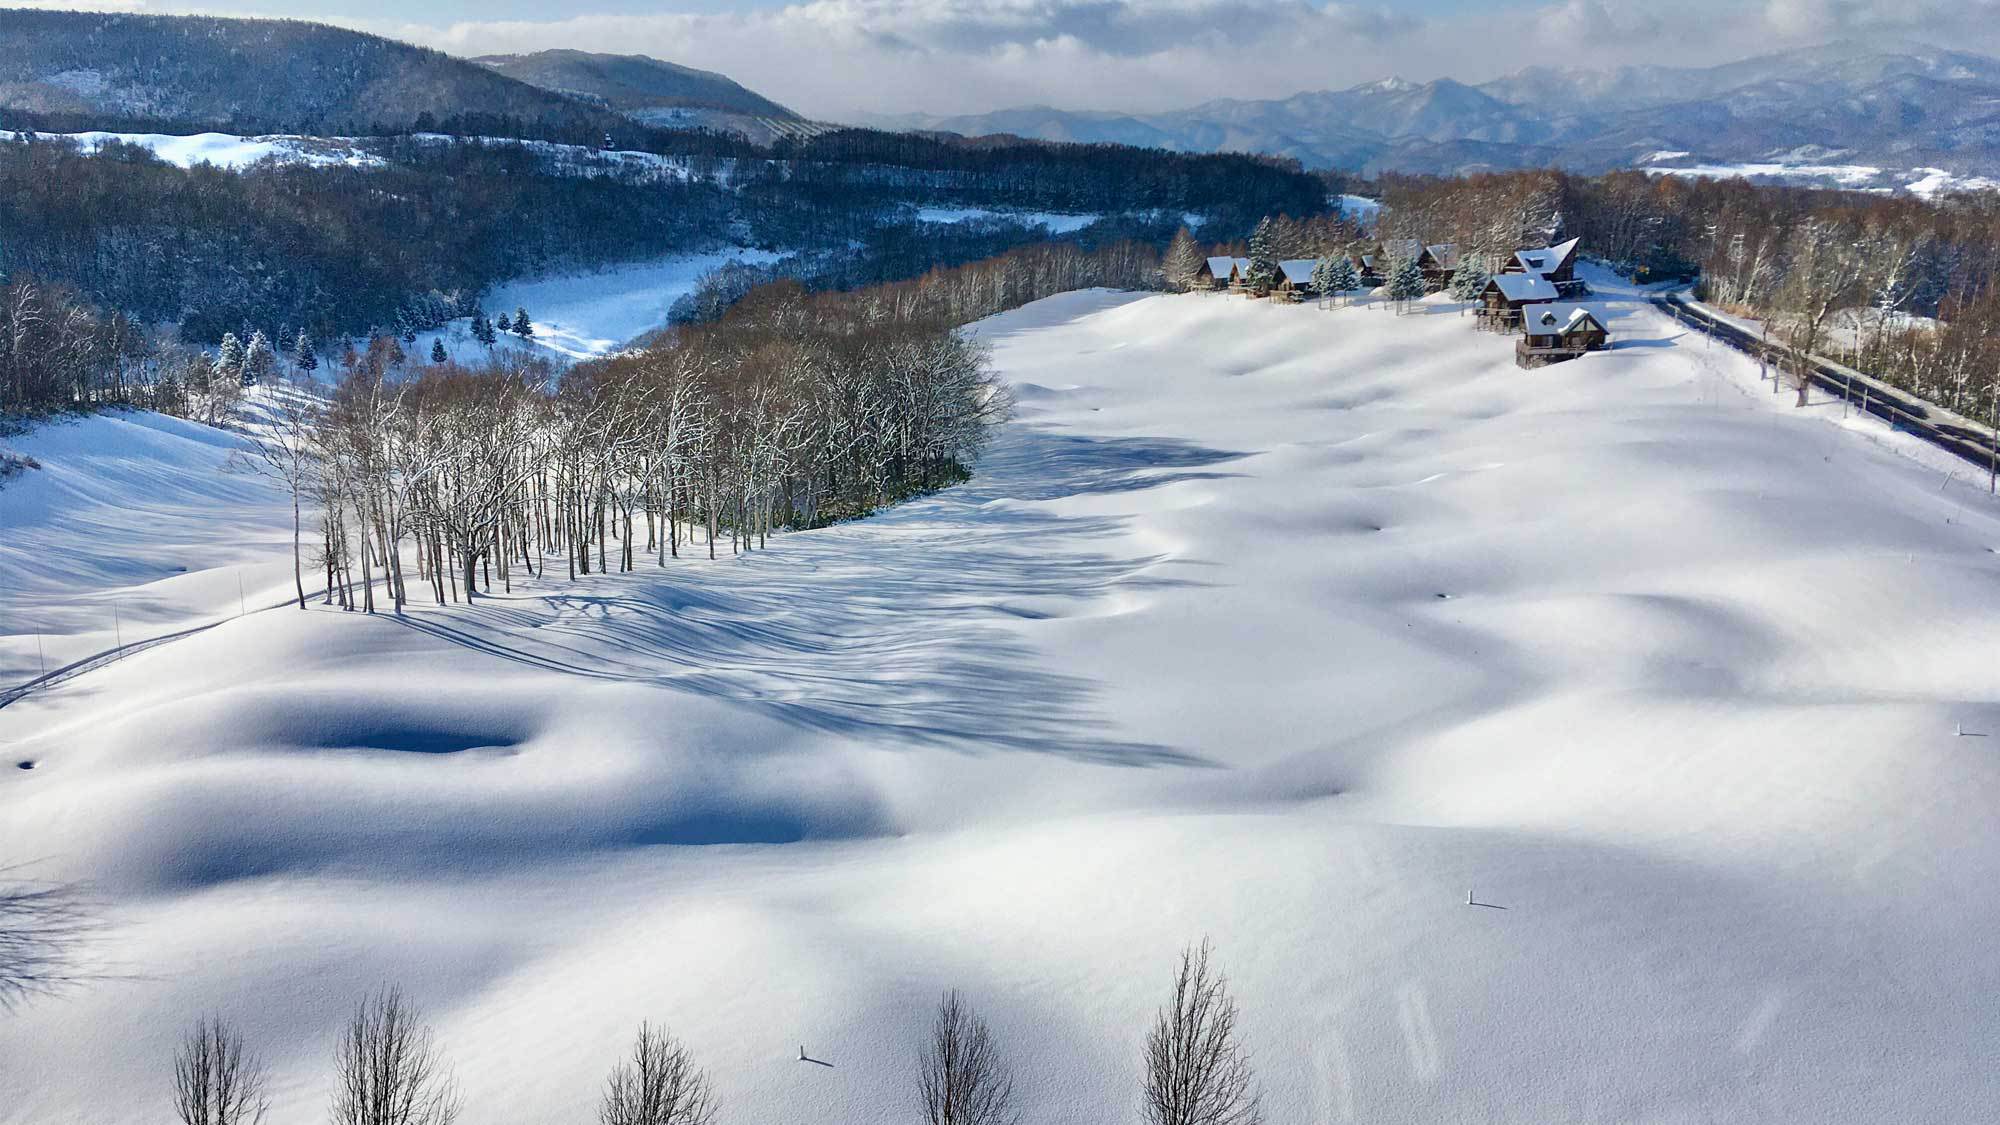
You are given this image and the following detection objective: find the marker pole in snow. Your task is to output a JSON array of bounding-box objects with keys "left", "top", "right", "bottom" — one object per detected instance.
[
  {"left": 238, "top": 570, "right": 247, "bottom": 618},
  {"left": 112, "top": 601, "right": 121, "bottom": 649}
]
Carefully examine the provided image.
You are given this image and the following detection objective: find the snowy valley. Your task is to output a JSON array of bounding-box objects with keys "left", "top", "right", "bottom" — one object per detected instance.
[{"left": 5, "top": 278, "right": 1998, "bottom": 1123}]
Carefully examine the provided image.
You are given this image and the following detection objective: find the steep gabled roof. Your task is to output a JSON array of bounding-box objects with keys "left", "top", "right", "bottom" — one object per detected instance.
[
  {"left": 1487, "top": 273, "right": 1558, "bottom": 302},
  {"left": 1423, "top": 243, "right": 1461, "bottom": 270},
  {"left": 1514, "top": 236, "right": 1580, "bottom": 275},
  {"left": 1278, "top": 259, "right": 1317, "bottom": 285},
  {"left": 1523, "top": 303, "right": 1607, "bottom": 338},
  {"left": 1204, "top": 256, "right": 1236, "bottom": 277}
]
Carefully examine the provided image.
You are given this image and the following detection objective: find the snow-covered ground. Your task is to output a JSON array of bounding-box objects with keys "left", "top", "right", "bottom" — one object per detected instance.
[
  {"left": 0, "top": 129, "right": 383, "bottom": 170},
  {"left": 913, "top": 207, "right": 1102, "bottom": 233},
  {"left": 5, "top": 279, "right": 2000, "bottom": 1123},
  {"left": 395, "top": 249, "right": 789, "bottom": 365}
]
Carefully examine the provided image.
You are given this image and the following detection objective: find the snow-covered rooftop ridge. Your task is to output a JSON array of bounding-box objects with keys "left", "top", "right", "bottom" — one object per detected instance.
[
  {"left": 1489, "top": 272, "right": 1558, "bottom": 301},
  {"left": 1522, "top": 303, "right": 1604, "bottom": 334},
  {"left": 1514, "top": 236, "right": 1579, "bottom": 275}
]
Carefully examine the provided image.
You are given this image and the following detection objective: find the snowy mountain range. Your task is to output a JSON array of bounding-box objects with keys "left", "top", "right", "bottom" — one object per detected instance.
[{"left": 861, "top": 41, "right": 2000, "bottom": 190}]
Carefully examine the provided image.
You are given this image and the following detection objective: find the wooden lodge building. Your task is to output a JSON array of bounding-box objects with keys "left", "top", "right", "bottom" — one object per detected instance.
[
  {"left": 1197, "top": 255, "right": 1248, "bottom": 291},
  {"left": 1503, "top": 236, "right": 1585, "bottom": 296},
  {"left": 1476, "top": 273, "right": 1558, "bottom": 328},
  {"left": 1274, "top": 259, "right": 1318, "bottom": 301},
  {"left": 1515, "top": 304, "right": 1611, "bottom": 368}
]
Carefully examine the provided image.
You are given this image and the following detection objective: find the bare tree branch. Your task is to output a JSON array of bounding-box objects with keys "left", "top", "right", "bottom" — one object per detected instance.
[
  {"left": 599, "top": 1021, "right": 717, "bottom": 1125},
  {"left": 918, "top": 990, "right": 1018, "bottom": 1125},
  {"left": 1143, "top": 940, "right": 1260, "bottom": 1125},
  {"left": 329, "top": 985, "right": 460, "bottom": 1125},
  {"left": 174, "top": 1014, "right": 270, "bottom": 1125}
]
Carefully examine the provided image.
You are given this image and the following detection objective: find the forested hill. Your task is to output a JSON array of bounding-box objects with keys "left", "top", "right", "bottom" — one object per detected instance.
[
  {"left": 474, "top": 51, "right": 799, "bottom": 123},
  {"left": 0, "top": 10, "right": 634, "bottom": 141}
]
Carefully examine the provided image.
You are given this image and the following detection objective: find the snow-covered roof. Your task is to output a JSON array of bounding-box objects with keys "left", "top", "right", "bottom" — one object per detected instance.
[
  {"left": 1204, "top": 256, "right": 1235, "bottom": 276},
  {"left": 1514, "top": 236, "right": 1580, "bottom": 275},
  {"left": 1424, "top": 244, "right": 1461, "bottom": 270},
  {"left": 1523, "top": 304, "right": 1606, "bottom": 338},
  {"left": 1279, "top": 259, "right": 1317, "bottom": 285},
  {"left": 1488, "top": 274, "right": 1558, "bottom": 302}
]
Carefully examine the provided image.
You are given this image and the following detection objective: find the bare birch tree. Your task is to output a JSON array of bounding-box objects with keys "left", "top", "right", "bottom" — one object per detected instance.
[
  {"left": 174, "top": 1015, "right": 270, "bottom": 1125},
  {"left": 1142, "top": 941, "right": 1260, "bottom": 1125},
  {"left": 599, "top": 1022, "right": 717, "bottom": 1125},
  {"left": 329, "top": 986, "right": 460, "bottom": 1125},
  {"left": 918, "top": 990, "right": 1018, "bottom": 1125}
]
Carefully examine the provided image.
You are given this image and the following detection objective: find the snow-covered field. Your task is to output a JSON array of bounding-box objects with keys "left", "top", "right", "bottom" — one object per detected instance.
[
  {"left": 914, "top": 207, "right": 1103, "bottom": 233},
  {"left": 0, "top": 129, "right": 383, "bottom": 170},
  {"left": 5, "top": 279, "right": 2000, "bottom": 1123},
  {"left": 472, "top": 250, "right": 786, "bottom": 361}
]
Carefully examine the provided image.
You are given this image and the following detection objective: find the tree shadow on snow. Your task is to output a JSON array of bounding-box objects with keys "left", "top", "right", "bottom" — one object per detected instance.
[{"left": 389, "top": 426, "right": 1252, "bottom": 768}]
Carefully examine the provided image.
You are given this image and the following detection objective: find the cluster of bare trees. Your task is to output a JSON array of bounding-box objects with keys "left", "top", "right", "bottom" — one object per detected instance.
[
  {"left": 167, "top": 942, "right": 1258, "bottom": 1125},
  {"left": 245, "top": 240, "right": 1182, "bottom": 613}
]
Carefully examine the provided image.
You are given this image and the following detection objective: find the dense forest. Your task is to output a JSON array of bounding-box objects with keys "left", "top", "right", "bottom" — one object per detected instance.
[{"left": 0, "top": 123, "right": 1319, "bottom": 366}]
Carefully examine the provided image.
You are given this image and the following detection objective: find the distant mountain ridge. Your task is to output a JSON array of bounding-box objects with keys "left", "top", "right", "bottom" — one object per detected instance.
[
  {"left": 0, "top": 9, "right": 632, "bottom": 139},
  {"left": 473, "top": 50, "right": 821, "bottom": 142},
  {"left": 862, "top": 41, "right": 2000, "bottom": 190}
]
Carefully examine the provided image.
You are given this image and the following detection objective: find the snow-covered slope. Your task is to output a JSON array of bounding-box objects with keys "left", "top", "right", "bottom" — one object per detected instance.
[{"left": 4, "top": 281, "right": 1999, "bottom": 1123}]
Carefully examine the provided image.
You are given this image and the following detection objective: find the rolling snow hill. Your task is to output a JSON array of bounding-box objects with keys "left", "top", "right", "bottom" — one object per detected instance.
[{"left": 4, "top": 277, "right": 1999, "bottom": 1122}]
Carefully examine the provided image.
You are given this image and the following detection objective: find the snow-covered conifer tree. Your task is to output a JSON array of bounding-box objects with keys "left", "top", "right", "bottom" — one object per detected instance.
[
  {"left": 431, "top": 338, "right": 448, "bottom": 364},
  {"left": 293, "top": 331, "right": 318, "bottom": 377},
  {"left": 1386, "top": 255, "right": 1426, "bottom": 312},
  {"left": 241, "top": 331, "right": 276, "bottom": 386},
  {"left": 512, "top": 307, "right": 534, "bottom": 339},
  {"left": 216, "top": 332, "right": 245, "bottom": 382},
  {"left": 1246, "top": 219, "right": 1279, "bottom": 294}
]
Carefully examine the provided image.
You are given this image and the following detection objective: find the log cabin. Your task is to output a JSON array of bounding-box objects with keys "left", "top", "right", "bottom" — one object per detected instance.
[
  {"left": 1476, "top": 273, "right": 1559, "bottom": 329},
  {"left": 1274, "top": 259, "right": 1318, "bottom": 301},
  {"left": 1515, "top": 304, "right": 1611, "bottom": 367},
  {"left": 1419, "top": 243, "right": 1461, "bottom": 291},
  {"left": 1197, "top": 256, "right": 1237, "bottom": 291}
]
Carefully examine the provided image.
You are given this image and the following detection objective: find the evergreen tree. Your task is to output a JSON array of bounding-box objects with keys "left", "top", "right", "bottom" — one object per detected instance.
[
  {"left": 1324, "top": 255, "right": 1360, "bottom": 301},
  {"left": 1386, "top": 254, "right": 1426, "bottom": 311},
  {"left": 1164, "top": 226, "right": 1204, "bottom": 291},
  {"left": 215, "top": 332, "right": 245, "bottom": 382},
  {"left": 1246, "top": 218, "right": 1279, "bottom": 293},
  {"left": 1449, "top": 253, "right": 1492, "bottom": 303},
  {"left": 471, "top": 309, "right": 496, "bottom": 347},
  {"left": 512, "top": 307, "right": 534, "bottom": 339},
  {"left": 293, "top": 331, "right": 318, "bottom": 377},
  {"left": 401, "top": 324, "right": 417, "bottom": 346},
  {"left": 241, "top": 330, "right": 277, "bottom": 386},
  {"left": 431, "top": 338, "right": 448, "bottom": 364},
  {"left": 495, "top": 312, "right": 511, "bottom": 333}
]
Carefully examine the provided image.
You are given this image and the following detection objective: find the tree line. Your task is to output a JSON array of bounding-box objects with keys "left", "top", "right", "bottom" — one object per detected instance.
[
  {"left": 165, "top": 941, "right": 1258, "bottom": 1125},
  {"left": 242, "top": 239, "right": 1159, "bottom": 615}
]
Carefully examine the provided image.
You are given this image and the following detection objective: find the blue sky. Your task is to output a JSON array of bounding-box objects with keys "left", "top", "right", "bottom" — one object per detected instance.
[{"left": 31, "top": 0, "right": 1992, "bottom": 118}]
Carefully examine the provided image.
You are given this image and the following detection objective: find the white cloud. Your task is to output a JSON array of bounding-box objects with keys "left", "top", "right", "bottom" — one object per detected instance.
[{"left": 201, "top": 0, "right": 2000, "bottom": 119}]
